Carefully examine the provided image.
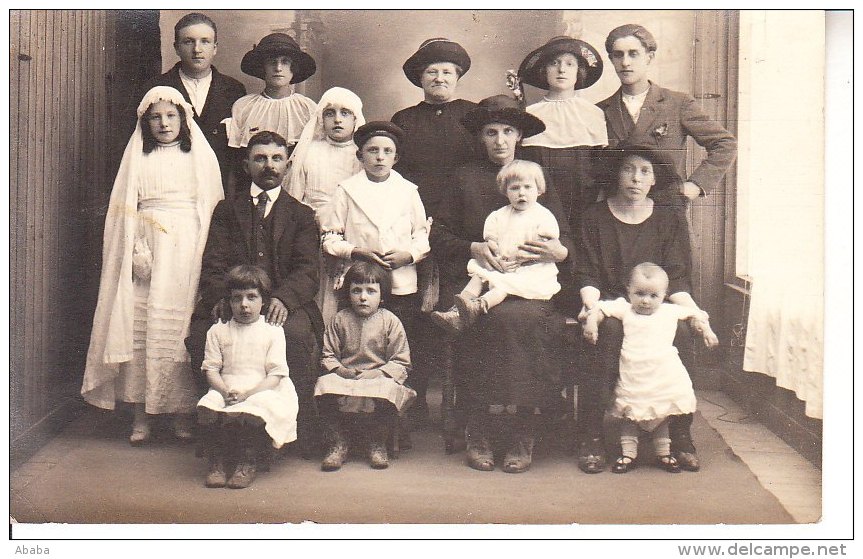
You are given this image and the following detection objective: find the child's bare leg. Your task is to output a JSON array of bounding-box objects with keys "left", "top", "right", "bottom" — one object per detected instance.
[
  {"left": 621, "top": 419, "right": 639, "bottom": 459},
  {"left": 652, "top": 419, "right": 671, "bottom": 457},
  {"left": 460, "top": 276, "right": 484, "bottom": 298},
  {"left": 480, "top": 287, "right": 507, "bottom": 311},
  {"left": 129, "top": 403, "right": 151, "bottom": 445},
  {"left": 652, "top": 418, "right": 681, "bottom": 473},
  {"left": 613, "top": 419, "right": 639, "bottom": 473}
]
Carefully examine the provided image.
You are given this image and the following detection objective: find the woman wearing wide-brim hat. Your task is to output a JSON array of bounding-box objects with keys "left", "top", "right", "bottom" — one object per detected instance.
[
  {"left": 517, "top": 36, "right": 608, "bottom": 237},
  {"left": 227, "top": 33, "right": 318, "bottom": 154},
  {"left": 390, "top": 38, "right": 478, "bottom": 426},
  {"left": 430, "top": 94, "right": 574, "bottom": 473}
]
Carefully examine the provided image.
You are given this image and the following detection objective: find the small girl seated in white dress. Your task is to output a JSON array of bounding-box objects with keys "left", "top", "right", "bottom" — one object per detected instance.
[
  {"left": 582, "top": 262, "right": 718, "bottom": 474},
  {"left": 431, "top": 159, "right": 561, "bottom": 333},
  {"left": 197, "top": 265, "right": 299, "bottom": 489},
  {"left": 314, "top": 262, "right": 416, "bottom": 471}
]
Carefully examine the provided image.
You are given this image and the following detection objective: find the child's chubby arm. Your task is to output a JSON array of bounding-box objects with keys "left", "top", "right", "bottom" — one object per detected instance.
[
  {"left": 582, "top": 298, "right": 628, "bottom": 345},
  {"left": 205, "top": 370, "right": 233, "bottom": 402},
  {"left": 688, "top": 311, "right": 719, "bottom": 348},
  {"left": 582, "top": 307, "right": 604, "bottom": 345},
  {"left": 671, "top": 302, "right": 719, "bottom": 348},
  {"left": 202, "top": 325, "right": 233, "bottom": 400}
]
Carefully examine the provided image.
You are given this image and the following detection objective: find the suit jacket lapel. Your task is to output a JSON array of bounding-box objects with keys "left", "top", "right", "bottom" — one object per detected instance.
[
  {"left": 270, "top": 194, "right": 288, "bottom": 249},
  {"left": 232, "top": 190, "right": 255, "bottom": 255},
  {"left": 603, "top": 89, "right": 630, "bottom": 141},
  {"left": 631, "top": 83, "right": 664, "bottom": 139},
  {"left": 199, "top": 67, "right": 222, "bottom": 122}
]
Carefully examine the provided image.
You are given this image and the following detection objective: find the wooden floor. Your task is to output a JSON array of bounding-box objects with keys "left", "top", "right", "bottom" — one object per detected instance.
[{"left": 696, "top": 390, "right": 821, "bottom": 523}]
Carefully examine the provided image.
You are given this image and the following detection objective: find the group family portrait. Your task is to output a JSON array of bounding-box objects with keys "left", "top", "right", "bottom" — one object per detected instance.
[{"left": 8, "top": 6, "right": 849, "bottom": 546}]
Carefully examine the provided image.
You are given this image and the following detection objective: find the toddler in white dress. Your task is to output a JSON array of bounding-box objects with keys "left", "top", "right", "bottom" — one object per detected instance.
[
  {"left": 431, "top": 160, "right": 561, "bottom": 333},
  {"left": 197, "top": 265, "right": 299, "bottom": 489},
  {"left": 583, "top": 262, "right": 718, "bottom": 473}
]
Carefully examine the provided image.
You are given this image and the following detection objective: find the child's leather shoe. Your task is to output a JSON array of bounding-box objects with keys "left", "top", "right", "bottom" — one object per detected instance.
[{"left": 430, "top": 306, "right": 462, "bottom": 335}]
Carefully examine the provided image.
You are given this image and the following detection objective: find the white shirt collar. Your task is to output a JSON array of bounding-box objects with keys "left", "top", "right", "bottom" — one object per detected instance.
[
  {"left": 179, "top": 68, "right": 213, "bottom": 116},
  {"left": 250, "top": 183, "right": 282, "bottom": 202}
]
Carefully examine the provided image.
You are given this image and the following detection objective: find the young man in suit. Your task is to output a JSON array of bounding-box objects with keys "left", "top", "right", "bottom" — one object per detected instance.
[
  {"left": 139, "top": 13, "right": 246, "bottom": 191},
  {"left": 189, "top": 131, "right": 323, "bottom": 456},
  {"left": 597, "top": 23, "right": 737, "bottom": 200}
]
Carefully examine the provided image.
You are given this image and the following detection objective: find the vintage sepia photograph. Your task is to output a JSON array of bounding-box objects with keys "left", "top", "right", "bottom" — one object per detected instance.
[{"left": 6, "top": 5, "right": 851, "bottom": 546}]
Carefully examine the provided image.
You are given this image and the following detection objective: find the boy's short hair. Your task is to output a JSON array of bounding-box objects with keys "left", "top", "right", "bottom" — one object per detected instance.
[
  {"left": 605, "top": 23, "right": 658, "bottom": 54},
  {"left": 174, "top": 12, "right": 217, "bottom": 43},
  {"left": 225, "top": 265, "right": 272, "bottom": 300},
  {"left": 496, "top": 159, "right": 547, "bottom": 196},
  {"left": 339, "top": 261, "right": 392, "bottom": 306},
  {"left": 140, "top": 101, "right": 192, "bottom": 154},
  {"left": 629, "top": 262, "right": 669, "bottom": 289}
]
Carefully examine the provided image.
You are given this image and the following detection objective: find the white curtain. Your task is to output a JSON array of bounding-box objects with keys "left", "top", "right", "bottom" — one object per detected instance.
[{"left": 738, "top": 11, "right": 825, "bottom": 420}]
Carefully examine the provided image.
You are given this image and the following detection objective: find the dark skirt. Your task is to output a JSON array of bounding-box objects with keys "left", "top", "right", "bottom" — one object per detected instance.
[{"left": 454, "top": 297, "right": 564, "bottom": 409}]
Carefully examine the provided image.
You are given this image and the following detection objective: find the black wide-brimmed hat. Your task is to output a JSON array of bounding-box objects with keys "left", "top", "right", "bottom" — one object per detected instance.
[
  {"left": 240, "top": 33, "right": 317, "bottom": 84},
  {"left": 403, "top": 38, "right": 471, "bottom": 87},
  {"left": 460, "top": 95, "right": 546, "bottom": 139},
  {"left": 518, "top": 36, "right": 603, "bottom": 90},
  {"left": 353, "top": 121, "right": 406, "bottom": 150}
]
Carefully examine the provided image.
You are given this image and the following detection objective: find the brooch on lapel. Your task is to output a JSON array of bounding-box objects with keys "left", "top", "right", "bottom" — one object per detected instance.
[{"left": 652, "top": 123, "right": 669, "bottom": 139}]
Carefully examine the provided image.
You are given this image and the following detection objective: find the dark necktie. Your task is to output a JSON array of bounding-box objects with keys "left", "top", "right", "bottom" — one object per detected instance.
[
  {"left": 255, "top": 191, "right": 269, "bottom": 221},
  {"left": 252, "top": 192, "right": 269, "bottom": 258}
]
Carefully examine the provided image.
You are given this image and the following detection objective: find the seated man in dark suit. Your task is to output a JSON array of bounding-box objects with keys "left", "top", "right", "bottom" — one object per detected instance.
[
  {"left": 188, "top": 131, "right": 323, "bottom": 455},
  {"left": 138, "top": 12, "right": 246, "bottom": 191}
]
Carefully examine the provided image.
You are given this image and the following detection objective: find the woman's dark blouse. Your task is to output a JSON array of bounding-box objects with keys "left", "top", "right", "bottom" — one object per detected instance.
[
  {"left": 576, "top": 201, "right": 692, "bottom": 299},
  {"left": 430, "top": 158, "right": 575, "bottom": 289},
  {"left": 391, "top": 99, "right": 478, "bottom": 220}
]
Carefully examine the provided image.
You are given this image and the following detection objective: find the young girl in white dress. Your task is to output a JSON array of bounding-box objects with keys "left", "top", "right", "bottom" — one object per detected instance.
[
  {"left": 197, "top": 265, "right": 299, "bottom": 489},
  {"left": 81, "top": 86, "right": 223, "bottom": 445},
  {"left": 225, "top": 33, "right": 317, "bottom": 193},
  {"left": 314, "top": 262, "right": 416, "bottom": 471},
  {"left": 287, "top": 87, "right": 366, "bottom": 325},
  {"left": 582, "top": 262, "right": 718, "bottom": 474},
  {"left": 431, "top": 160, "right": 561, "bottom": 333}
]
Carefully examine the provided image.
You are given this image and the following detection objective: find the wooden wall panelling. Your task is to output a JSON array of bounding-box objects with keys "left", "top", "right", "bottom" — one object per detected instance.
[{"left": 11, "top": 9, "right": 115, "bottom": 458}]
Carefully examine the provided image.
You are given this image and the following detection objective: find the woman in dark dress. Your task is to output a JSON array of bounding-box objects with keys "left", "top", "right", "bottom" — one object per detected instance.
[
  {"left": 575, "top": 144, "right": 705, "bottom": 473},
  {"left": 390, "top": 39, "right": 478, "bottom": 422},
  {"left": 431, "top": 95, "right": 573, "bottom": 473}
]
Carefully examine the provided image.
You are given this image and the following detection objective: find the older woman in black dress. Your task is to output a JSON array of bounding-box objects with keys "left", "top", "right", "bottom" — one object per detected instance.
[
  {"left": 391, "top": 39, "right": 478, "bottom": 422},
  {"left": 575, "top": 145, "right": 705, "bottom": 473},
  {"left": 431, "top": 95, "right": 573, "bottom": 473}
]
